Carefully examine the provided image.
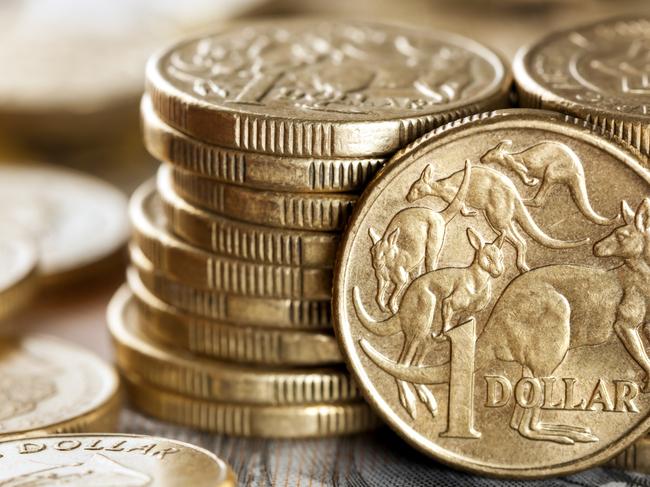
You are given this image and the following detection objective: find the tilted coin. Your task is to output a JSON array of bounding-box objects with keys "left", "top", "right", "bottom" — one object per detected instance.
[
  {"left": 129, "top": 251, "right": 332, "bottom": 330},
  {"left": 0, "top": 164, "right": 129, "bottom": 284},
  {"left": 125, "top": 375, "right": 378, "bottom": 438},
  {"left": 109, "top": 285, "right": 358, "bottom": 405},
  {"left": 334, "top": 109, "right": 650, "bottom": 477},
  {"left": 0, "top": 434, "right": 236, "bottom": 487},
  {"left": 142, "top": 95, "right": 383, "bottom": 193},
  {"left": 515, "top": 16, "right": 650, "bottom": 158},
  {"left": 146, "top": 19, "right": 510, "bottom": 157},
  {"left": 158, "top": 164, "right": 340, "bottom": 267},
  {"left": 171, "top": 165, "right": 357, "bottom": 232},
  {"left": 132, "top": 179, "right": 332, "bottom": 299},
  {"left": 0, "top": 232, "right": 37, "bottom": 321},
  {"left": 0, "top": 334, "right": 120, "bottom": 438},
  {"left": 128, "top": 267, "right": 344, "bottom": 365}
]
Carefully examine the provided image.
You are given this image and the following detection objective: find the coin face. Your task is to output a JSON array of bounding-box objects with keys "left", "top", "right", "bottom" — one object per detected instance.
[
  {"left": 334, "top": 109, "right": 650, "bottom": 477},
  {"left": 0, "top": 233, "right": 37, "bottom": 320},
  {"left": 147, "top": 20, "right": 510, "bottom": 157},
  {"left": 0, "top": 434, "right": 236, "bottom": 487},
  {"left": 0, "top": 164, "right": 129, "bottom": 282},
  {"left": 514, "top": 17, "right": 650, "bottom": 157},
  {"left": 0, "top": 334, "right": 120, "bottom": 437}
]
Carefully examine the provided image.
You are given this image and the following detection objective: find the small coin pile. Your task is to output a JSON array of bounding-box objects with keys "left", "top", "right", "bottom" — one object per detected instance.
[{"left": 108, "top": 19, "right": 511, "bottom": 438}]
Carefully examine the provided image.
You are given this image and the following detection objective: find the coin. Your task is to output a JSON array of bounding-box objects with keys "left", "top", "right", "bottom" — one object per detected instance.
[
  {"left": 130, "top": 251, "right": 332, "bottom": 330},
  {"left": 0, "top": 164, "right": 129, "bottom": 284},
  {"left": 109, "top": 285, "right": 358, "bottom": 405},
  {"left": 171, "top": 165, "right": 357, "bottom": 232},
  {"left": 334, "top": 109, "right": 650, "bottom": 477},
  {"left": 0, "top": 334, "right": 120, "bottom": 438},
  {"left": 0, "top": 232, "right": 37, "bottom": 321},
  {"left": 132, "top": 179, "right": 332, "bottom": 299},
  {"left": 128, "top": 267, "right": 344, "bottom": 365},
  {"left": 146, "top": 20, "right": 510, "bottom": 157},
  {"left": 514, "top": 17, "right": 650, "bottom": 158},
  {"left": 125, "top": 375, "right": 378, "bottom": 438},
  {"left": 142, "top": 95, "right": 384, "bottom": 193},
  {"left": 609, "top": 435, "right": 650, "bottom": 473},
  {"left": 158, "top": 164, "right": 340, "bottom": 267},
  {"left": 0, "top": 434, "right": 236, "bottom": 486}
]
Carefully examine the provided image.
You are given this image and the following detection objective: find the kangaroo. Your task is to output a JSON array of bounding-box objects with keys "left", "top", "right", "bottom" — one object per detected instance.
[
  {"left": 369, "top": 161, "right": 472, "bottom": 313},
  {"left": 480, "top": 140, "right": 616, "bottom": 225},
  {"left": 354, "top": 227, "right": 505, "bottom": 419},
  {"left": 407, "top": 163, "right": 589, "bottom": 272}
]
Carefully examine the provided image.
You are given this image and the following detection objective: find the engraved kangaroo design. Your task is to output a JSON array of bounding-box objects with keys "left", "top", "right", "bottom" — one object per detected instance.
[
  {"left": 481, "top": 140, "right": 616, "bottom": 225},
  {"left": 407, "top": 164, "right": 589, "bottom": 272},
  {"left": 369, "top": 161, "right": 472, "bottom": 313},
  {"left": 354, "top": 227, "right": 505, "bottom": 419}
]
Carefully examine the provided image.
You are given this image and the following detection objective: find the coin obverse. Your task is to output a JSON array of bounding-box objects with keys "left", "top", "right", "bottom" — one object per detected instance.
[
  {"left": 334, "top": 109, "right": 650, "bottom": 477},
  {"left": 0, "top": 434, "right": 236, "bottom": 487}
]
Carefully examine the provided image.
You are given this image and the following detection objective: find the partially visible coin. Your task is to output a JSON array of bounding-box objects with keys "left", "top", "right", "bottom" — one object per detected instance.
[
  {"left": 515, "top": 16, "right": 650, "bottom": 158},
  {"left": 0, "top": 334, "right": 120, "bottom": 438},
  {"left": 0, "top": 434, "right": 236, "bottom": 487},
  {"left": 0, "top": 164, "right": 129, "bottom": 284},
  {"left": 609, "top": 435, "right": 650, "bottom": 473},
  {"left": 0, "top": 232, "right": 38, "bottom": 321},
  {"left": 128, "top": 266, "right": 343, "bottom": 365},
  {"left": 171, "top": 165, "right": 357, "bottom": 231}
]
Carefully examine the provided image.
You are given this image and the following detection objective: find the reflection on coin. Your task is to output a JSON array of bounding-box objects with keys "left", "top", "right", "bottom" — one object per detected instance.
[
  {"left": 0, "top": 434, "right": 236, "bottom": 487},
  {"left": 147, "top": 20, "right": 510, "bottom": 157},
  {"left": 109, "top": 285, "right": 358, "bottom": 404},
  {"left": 0, "top": 233, "right": 37, "bottom": 320},
  {"left": 128, "top": 267, "right": 343, "bottom": 365},
  {"left": 171, "top": 165, "right": 357, "bottom": 231},
  {"left": 132, "top": 180, "right": 332, "bottom": 299},
  {"left": 142, "top": 96, "right": 383, "bottom": 192},
  {"left": 0, "top": 164, "right": 129, "bottom": 284},
  {"left": 158, "top": 164, "right": 340, "bottom": 267},
  {"left": 335, "top": 109, "right": 650, "bottom": 477},
  {"left": 0, "top": 334, "right": 120, "bottom": 438},
  {"left": 515, "top": 17, "right": 650, "bottom": 158},
  {"left": 125, "top": 375, "right": 378, "bottom": 438}
]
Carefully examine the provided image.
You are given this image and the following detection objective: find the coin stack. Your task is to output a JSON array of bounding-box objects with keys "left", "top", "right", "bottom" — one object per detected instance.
[{"left": 108, "top": 19, "right": 511, "bottom": 438}]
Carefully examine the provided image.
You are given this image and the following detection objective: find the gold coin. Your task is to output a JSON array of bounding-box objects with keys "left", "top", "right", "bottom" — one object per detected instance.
[
  {"left": 335, "top": 109, "right": 650, "bottom": 477},
  {"left": 514, "top": 16, "right": 650, "bottom": 158},
  {"left": 142, "top": 95, "right": 383, "bottom": 193},
  {"left": 146, "top": 19, "right": 510, "bottom": 157},
  {"left": 109, "top": 285, "right": 358, "bottom": 405},
  {"left": 125, "top": 374, "right": 378, "bottom": 438},
  {"left": 130, "top": 250, "right": 331, "bottom": 330},
  {"left": 158, "top": 164, "right": 340, "bottom": 267},
  {"left": 0, "top": 163, "right": 129, "bottom": 284},
  {"left": 128, "top": 265, "right": 344, "bottom": 365},
  {"left": 0, "top": 434, "right": 236, "bottom": 486},
  {"left": 0, "top": 232, "right": 37, "bottom": 321},
  {"left": 608, "top": 435, "right": 650, "bottom": 473},
  {"left": 132, "top": 179, "right": 332, "bottom": 299},
  {"left": 171, "top": 165, "right": 357, "bottom": 232},
  {"left": 0, "top": 334, "right": 120, "bottom": 438}
]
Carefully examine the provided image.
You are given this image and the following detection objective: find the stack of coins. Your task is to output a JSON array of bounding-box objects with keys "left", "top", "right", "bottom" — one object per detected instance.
[{"left": 108, "top": 19, "right": 511, "bottom": 438}]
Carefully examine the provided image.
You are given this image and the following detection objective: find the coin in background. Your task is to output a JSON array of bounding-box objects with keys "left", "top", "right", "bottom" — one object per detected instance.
[{"left": 0, "top": 232, "right": 37, "bottom": 321}]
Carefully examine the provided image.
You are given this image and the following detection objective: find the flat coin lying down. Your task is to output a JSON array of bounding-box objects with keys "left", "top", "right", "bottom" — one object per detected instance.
[
  {"left": 335, "top": 109, "right": 650, "bottom": 477},
  {"left": 0, "top": 232, "right": 37, "bottom": 320},
  {"left": 0, "top": 434, "right": 236, "bottom": 486}
]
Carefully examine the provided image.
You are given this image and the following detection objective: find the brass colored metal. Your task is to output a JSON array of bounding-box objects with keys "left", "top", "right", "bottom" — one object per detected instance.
[
  {"left": 158, "top": 162, "right": 340, "bottom": 268},
  {"left": 128, "top": 268, "right": 343, "bottom": 365},
  {"left": 0, "top": 233, "right": 37, "bottom": 321},
  {"left": 515, "top": 17, "right": 650, "bottom": 158},
  {"left": 132, "top": 179, "right": 332, "bottom": 299},
  {"left": 609, "top": 435, "right": 650, "bottom": 474},
  {"left": 0, "top": 434, "right": 236, "bottom": 486},
  {"left": 142, "top": 95, "right": 383, "bottom": 193},
  {"left": 146, "top": 20, "right": 511, "bottom": 157},
  {"left": 334, "top": 109, "right": 650, "bottom": 477}
]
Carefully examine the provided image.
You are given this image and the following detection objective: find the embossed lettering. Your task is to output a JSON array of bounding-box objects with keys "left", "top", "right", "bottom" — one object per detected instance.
[
  {"left": 19, "top": 442, "right": 46, "bottom": 454},
  {"left": 485, "top": 376, "right": 511, "bottom": 407},
  {"left": 614, "top": 380, "right": 639, "bottom": 413}
]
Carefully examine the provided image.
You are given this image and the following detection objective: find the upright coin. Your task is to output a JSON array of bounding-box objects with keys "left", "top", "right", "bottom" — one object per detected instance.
[
  {"left": 335, "top": 109, "right": 650, "bottom": 477},
  {"left": 0, "top": 232, "right": 37, "bottom": 320},
  {"left": 146, "top": 20, "right": 511, "bottom": 157},
  {"left": 0, "top": 434, "right": 236, "bottom": 486},
  {"left": 0, "top": 334, "right": 120, "bottom": 438},
  {"left": 515, "top": 17, "right": 650, "bottom": 158}
]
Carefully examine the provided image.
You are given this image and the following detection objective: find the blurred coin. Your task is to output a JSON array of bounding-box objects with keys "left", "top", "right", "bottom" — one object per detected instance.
[
  {"left": 0, "top": 232, "right": 37, "bottom": 321},
  {"left": 132, "top": 180, "right": 332, "bottom": 299},
  {"left": 0, "top": 334, "right": 120, "bottom": 438},
  {"left": 0, "top": 433, "right": 236, "bottom": 486},
  {"left": 609, "top": 435, "right": 650, "bottom": 473},
  {"left": 515, "top": 16, "right": 650, "bottom": 158},
  {"left": 0, "top": 164, "right": 129, "bottom": 285}
]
